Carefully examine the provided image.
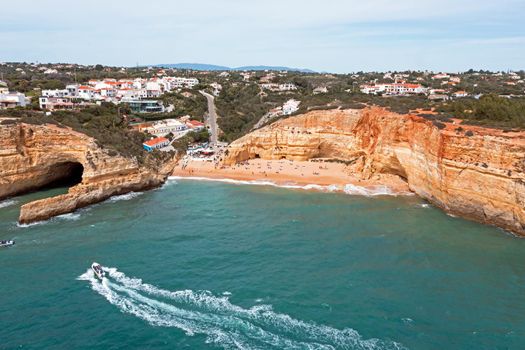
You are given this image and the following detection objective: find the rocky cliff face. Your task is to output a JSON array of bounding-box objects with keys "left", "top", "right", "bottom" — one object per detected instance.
[
  {"left": 0, "top": 121, "right": 172, "bottom": 224},
  {"left": 224, "top": 108, "right": 525, "bottom": 236}
]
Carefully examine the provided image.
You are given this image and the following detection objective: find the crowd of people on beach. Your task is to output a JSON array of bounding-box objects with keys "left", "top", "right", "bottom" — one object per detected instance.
[{"left": 177, "top": 155, "right": 342, "bottom": 180}]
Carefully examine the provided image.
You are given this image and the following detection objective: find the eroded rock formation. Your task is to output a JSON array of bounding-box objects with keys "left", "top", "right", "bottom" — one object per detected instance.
[
  {"left": 0, "top": 121, "right": 173, "bottom": 224},
  {"left": 224, "top": 108, "right": 525, "bottom": 236}
]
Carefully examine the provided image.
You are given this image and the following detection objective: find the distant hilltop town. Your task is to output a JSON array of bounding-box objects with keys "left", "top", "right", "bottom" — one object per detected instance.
[
  {"left": 358, "top": 71, "right": 523, "bottom": 100},
  {"left": 39, "top": 76, "right": 199, "bottom": 112},
  {"left": 1, "top": 62, "right": 524, "bottom": 154}
]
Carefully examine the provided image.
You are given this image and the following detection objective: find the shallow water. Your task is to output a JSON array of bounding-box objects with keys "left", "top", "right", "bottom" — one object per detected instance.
[{"left": 1, "top": 179, "right": 524, "bottom": 349}]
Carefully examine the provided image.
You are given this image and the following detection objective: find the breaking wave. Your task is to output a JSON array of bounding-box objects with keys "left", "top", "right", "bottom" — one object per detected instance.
[
  {"left": 168, "top": 176, "right": 404, "bottom": 197},
  {"left": 16, "top": 221, "right": 45, "bottom": 228},
  {"left": 343, "top": 184, "right": 396, "bottom": 197},
  {"left": 0, "top": 199, "right": 17, "bottom": 209},
  {"left": 56, "top": 212, "right": 82, "bottom": 221},
  {"left": 16, "top": 206, "right": 91, "bottom": 227},
  {"left": 108, "top": 192, "right": 143, "bottom": 202},
  {"left": 78, "top": 267, "right": 406, "bottom": 350}
]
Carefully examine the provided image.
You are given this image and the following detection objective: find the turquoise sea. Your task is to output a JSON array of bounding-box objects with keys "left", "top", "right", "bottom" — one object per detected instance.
[{"left": 1, "top": 179, "right": 524, "bottom": 349}]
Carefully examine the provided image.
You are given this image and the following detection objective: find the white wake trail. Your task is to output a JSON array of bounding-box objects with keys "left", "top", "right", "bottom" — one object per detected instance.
[{"left": 79, "top": 268, "right": 407, "bottom": 350}]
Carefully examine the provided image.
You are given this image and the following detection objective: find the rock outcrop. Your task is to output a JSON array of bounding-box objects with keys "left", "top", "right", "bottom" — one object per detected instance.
[
  {"left": 0, "top": 121, "right": 173, "bottom": 224},
  {"left": 224, "top": 108, "right": 525, "bottom": 236}
]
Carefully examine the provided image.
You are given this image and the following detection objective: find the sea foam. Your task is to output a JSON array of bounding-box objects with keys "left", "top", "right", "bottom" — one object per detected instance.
[
  {"left": 0, "top": 199, "right": 17, "bottom": 209},
  {"left": 168, "top": 176, "right": 405, "bottom": 197},
  {"left": 108, "top": 192, "right": 143, "bottom": 202}
]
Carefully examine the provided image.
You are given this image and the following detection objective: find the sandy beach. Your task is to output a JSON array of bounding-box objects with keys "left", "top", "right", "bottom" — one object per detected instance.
[{"left": 172, "top": 158, "right": 410, "bottom": 195}]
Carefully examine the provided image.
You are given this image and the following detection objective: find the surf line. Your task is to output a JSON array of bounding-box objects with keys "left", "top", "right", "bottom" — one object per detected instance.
[{"left": 168, "top": 176, "right": 410, "bottom": 197}]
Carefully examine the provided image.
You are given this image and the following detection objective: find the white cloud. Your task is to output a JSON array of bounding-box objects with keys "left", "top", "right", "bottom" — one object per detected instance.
[{"left": 0, "top": 0, "right": 523, "bottom": 72}]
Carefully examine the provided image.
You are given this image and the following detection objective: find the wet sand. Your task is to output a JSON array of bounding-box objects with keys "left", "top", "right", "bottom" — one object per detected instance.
[{"left": 172, "top": 158, "right": 410, "bottom": 194}]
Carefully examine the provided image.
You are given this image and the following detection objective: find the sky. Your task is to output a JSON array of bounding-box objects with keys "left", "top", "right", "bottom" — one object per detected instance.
[{"left": 1, "top": 0, "right": 524, "bottom": 73}]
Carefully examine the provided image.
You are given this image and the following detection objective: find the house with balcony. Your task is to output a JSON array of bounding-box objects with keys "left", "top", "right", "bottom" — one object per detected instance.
[{"left": 122, "top": 99, "right": 165, "bottom": 113}]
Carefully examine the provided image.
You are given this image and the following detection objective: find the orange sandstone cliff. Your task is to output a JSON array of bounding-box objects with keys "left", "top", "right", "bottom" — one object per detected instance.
[
  {"left": 0, "top": 121, "right": 173, "bottom": 224},
  {"left": 223, "top": 108, "right": 525, "bottom": 236}
]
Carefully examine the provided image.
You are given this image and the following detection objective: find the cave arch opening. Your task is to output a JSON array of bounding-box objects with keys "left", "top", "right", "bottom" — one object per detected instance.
[{"left": 41, "top": 161, "right": 84, "bottom": 190}]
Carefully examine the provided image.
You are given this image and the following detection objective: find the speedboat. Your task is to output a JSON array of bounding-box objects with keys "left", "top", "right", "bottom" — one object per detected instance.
[
  {"left": 0, "top": 240, "right": 15, "bottom": 248},
  {"left": 91, "top": 262, "right": 105, "bottom": 280}
]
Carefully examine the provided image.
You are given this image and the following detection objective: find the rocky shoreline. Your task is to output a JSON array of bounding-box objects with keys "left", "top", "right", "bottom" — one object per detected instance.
[
  {"left": 0, "top": 121, "right": 174, "bottom": 225},
  {"left": 2, "top": 107, "right": 524, "bottom": 236},
  {"left": 221, "top": 108, "right": 525, "bottom": 236}
]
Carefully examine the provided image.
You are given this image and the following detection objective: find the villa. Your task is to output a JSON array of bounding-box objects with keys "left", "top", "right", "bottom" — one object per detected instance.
[
  {"left": 360, "top": 83, "right": 427, "bottom": 96},
  {"left": 186, "top": 120, "right": 205, "bottom": 131},
  {"left": 142, "top": 119, "right": 187, "bottom": 136},
  {"left": 261, "top": 83, "right": 298, "bottom": 92},
  {"left": 39, "top": 97, "right": 75, "bottom": 110},
  {"left": 123, "top": 99, "right": 165, "bottom": 114},
  {"left": 0, "top": 92, "right": 28, "bottom": 109},
  {"left": 143, "top": 137, "right": 170, "bottom": 152}
]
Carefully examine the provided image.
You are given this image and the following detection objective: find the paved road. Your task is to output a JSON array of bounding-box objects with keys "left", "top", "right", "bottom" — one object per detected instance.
[{"left": 199, "top": 91, "right": 219, "bottom": 146}]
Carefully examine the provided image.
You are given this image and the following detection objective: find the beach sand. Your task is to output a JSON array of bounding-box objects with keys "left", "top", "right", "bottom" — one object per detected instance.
[{"left": 172, "top": 158, "right": 410, "bottom": 195}]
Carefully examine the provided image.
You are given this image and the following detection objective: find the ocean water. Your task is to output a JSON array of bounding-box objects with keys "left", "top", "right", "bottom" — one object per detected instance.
[{"left": 1, "top": 179, "right": 524, "bottom": 349}]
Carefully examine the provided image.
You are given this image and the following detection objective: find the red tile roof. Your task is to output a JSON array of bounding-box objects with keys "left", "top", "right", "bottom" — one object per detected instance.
[
  {"left": 144, "top": 137, "right": 168, "bottom": 147},
  {"left": 186, "top": 120, "right": 204, "bottom": 127}
]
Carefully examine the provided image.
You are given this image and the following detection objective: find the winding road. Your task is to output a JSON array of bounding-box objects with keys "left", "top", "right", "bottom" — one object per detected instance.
[{"left": 199, "top": 91, "right": 219, "bottom": 146}]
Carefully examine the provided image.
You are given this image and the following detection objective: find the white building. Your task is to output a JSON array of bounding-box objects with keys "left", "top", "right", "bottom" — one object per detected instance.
[
  {"left": 0, "top": 92, "right": 28, "bottom": 109},
  {"left": 432, "top": 73, "right": 450, "bottom": 80},
  {"left": 0, "top": 81, "right": 9, "bottom": 94},
  {"left": 39, "top": 96, "right": 75, "bottom": 110},
  {"left": 78, "top": 86, "right": 99, "bottom": 100},
  {"left": 313, "top": 86, "right": 328, "bottom": 94},
  {"left": 279, "top": 83, "right": 298, "bottom": 91},
  {"left": 260, "top": 83, "right": 278, "bottom": 90},
  {"left": 261, "top": 83, "right": 298, "bottom": 92},
  {"left": 42, "top": 85, "right": 79, "bottom": 98},
  {"left": 452, "top": 91, "right": 469, "bottom": 98},
  {"left": 282, "top": 99, "right": 300, "bottom": 115},
  {"left": 38, "top": 76, "right": 199, "bottom": 109},
  {"left": 145, "top": 81, "right": 162, "bottom": 98},
  {"left": 240, "top": 72, "right": 252, "bottom": 81},
  {"left": 360, "top": 83, "right": 427, "bottom": 95},
  {"left": 210, "top": 82, "right": 222, "bottom": 96},
  {"left": 185, "top": 120, "right": 205, "bottom": 131},
  {"left": 166, "top": 77, "right": 199, "bottom": 89},
  {"left": 143, "top": 119, "right": 188, "bottom": 136},
  {"left": 143, "top": 137, "right": 170, "bottom": 152},
  {"left": 116, "top": 88, "right": 145, "bottom": 100}
]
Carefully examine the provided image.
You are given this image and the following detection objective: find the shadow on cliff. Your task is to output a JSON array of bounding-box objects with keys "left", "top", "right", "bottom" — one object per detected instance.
[{"left": 34, "top": 161, "right": 84, "bottom": 193}]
